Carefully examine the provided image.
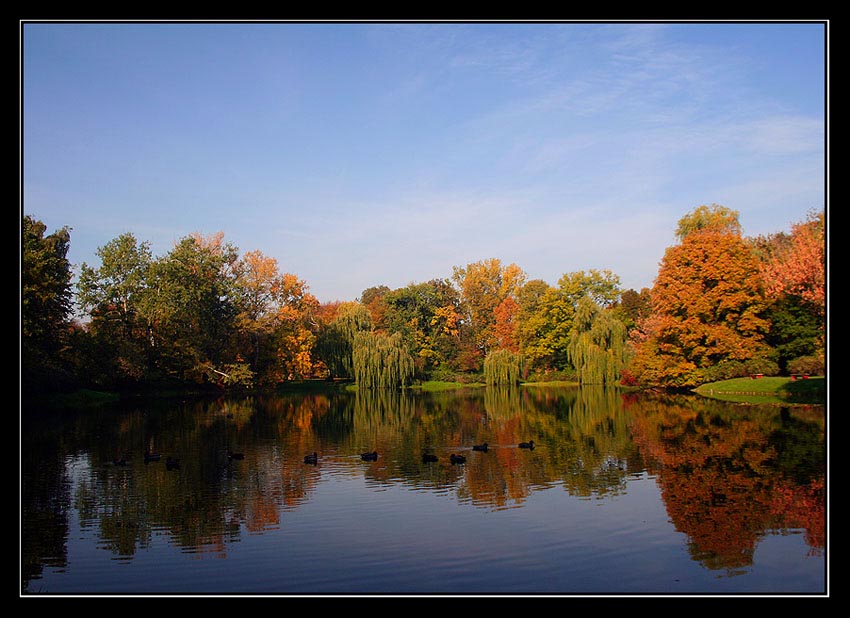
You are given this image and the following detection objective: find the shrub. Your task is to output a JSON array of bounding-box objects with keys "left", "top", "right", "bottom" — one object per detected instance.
[
  {"left": 787, "top": 354, "right": 824, "bottom": 376},
  {"left": 695, "top": 358, "right": 779, "bottom": 384}
]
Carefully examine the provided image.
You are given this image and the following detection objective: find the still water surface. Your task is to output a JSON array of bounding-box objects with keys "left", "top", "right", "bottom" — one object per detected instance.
[{"left": 21, "top": 385, "right": 826, "bottom": 596}]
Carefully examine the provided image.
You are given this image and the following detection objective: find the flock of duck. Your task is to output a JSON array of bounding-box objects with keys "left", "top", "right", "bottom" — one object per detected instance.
[
  {"left": 112, "top": 449, "right": 243, "bottom": 471},
  {"left": 114, "top": 440, "right": 536, "bottom": 470},
  {"left": 307, "top": 440, "right": 536, "bottom": 466}
]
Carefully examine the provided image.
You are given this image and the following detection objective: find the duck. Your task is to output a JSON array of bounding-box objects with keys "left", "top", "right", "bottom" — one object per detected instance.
[
  {"left": 518, "top": 440, "right": 535, "bottom": 450},
  {"left": 112, "top": 457, "right": 129, "bottom": 467},
  {"left": 304, "top": 452, "right": 318, "bottom": 465},
  {"left": 228, "top": 450, "right": 245, "bottom": 460},
  {"left": 144, "top": 451, "right": 162, "bottom": 463},
  {"left": 166, "top": 457, "right": 181, "bottom": 471},
  {"left": 450, "top": 453, "right": 467, "bottom": 464},
  {"left": 360, "top": 451, "right": 379, "bottom": 462},
  {"left": 472, "top": 442, "right": 489, "bottom": 452},
  {"left": 422, "top": 453, "right": 439, "bottom": 463}
]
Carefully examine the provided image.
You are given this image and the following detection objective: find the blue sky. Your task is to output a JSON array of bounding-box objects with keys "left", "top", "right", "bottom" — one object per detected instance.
[{"left": 22, "top": 21, "right": 827, "bottom": 304}]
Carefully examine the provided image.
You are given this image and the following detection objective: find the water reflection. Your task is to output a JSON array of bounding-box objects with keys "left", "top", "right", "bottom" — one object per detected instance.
[
  {"left": 21, "top": 385, "right": 825, "bottom": 592},
  {"left": 625, "top": 391, "right": 825, "bottom": 572}
]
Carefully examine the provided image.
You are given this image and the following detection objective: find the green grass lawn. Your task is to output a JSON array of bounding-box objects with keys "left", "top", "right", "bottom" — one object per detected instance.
[
  {"left": 694, "top": 375, "right": 825, "bottom": 405},
  {"left": 409, "top": 380, "right": 485, "bottom": 391}
]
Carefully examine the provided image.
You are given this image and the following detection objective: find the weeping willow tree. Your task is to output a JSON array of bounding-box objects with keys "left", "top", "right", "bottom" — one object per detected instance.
[
  {"left": 567, "top": 296, "right": 628, "bottom": 386},
  {"left": 484, "top": 348, "right": 524, "bottom": 386},
  {"left": 352, "top": 331, "right": 414, "bottom": 389},
  {"left": 314, "top": 303, "right": 372, "bottom": 379}
]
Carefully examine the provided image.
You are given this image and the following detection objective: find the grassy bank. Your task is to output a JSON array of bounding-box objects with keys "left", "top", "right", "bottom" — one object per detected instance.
[
  {"left": 26, "top": 388, "right": 121, "bottom": 409},
  {"left": 412, "top": 379, "right": 584, "bottom": 391},
  {"left": 694, "top": 376, "right": 825, "bottom": 405}
]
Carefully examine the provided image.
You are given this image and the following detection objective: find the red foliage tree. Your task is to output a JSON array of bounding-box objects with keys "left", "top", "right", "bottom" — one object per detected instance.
[
  {"left": 493, "top": 296, "right": 520, "bottom": 353},
  {"left": 759, "top": 210, "right": 825, "bottom": 319}
]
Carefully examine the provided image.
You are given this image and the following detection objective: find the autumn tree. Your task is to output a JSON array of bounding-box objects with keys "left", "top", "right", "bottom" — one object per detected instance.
[
  {"left": 21, "top": 215, "right": 74, "bottom": 393},
  {"left": 516, "top": 283, "right": 573, "bottom": 372},
  {"left": 614, "top": 288, "right": 652, "bottom": 333},
  {"left": 493, "top": 296, "right": 520, "bottom": 353},
  {"left": 233, "top": 250, "right": 319, "bottom": 384},
  {"left": 360, "top": 285, "right": 391, "bottom": 331},
  {"left": 630, "top": 216, "right": 773, "bottom": 387},
  {"left": 755, "top": 209, "right": 825, "bottom": 374},
  {"left": 452, "top": 258, "right": 526, "bottom": 357}
]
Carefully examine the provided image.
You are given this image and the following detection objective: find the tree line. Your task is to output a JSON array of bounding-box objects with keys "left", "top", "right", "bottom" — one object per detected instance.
[{"left": 21, "top": 204, "right": 825, "bottom": 397}]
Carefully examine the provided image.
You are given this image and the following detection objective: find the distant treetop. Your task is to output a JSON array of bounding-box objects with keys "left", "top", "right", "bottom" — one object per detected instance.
[{"left": 675, "top": 204, "right": 742, "bottom": 241}]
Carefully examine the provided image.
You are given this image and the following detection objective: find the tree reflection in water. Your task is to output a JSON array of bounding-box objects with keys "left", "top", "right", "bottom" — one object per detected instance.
[
  {"left": 21, "top": 385, "right": 825, "bottom": 592},
  {"left": 625, "top": 392, "right": 825, "bottom": 571}
]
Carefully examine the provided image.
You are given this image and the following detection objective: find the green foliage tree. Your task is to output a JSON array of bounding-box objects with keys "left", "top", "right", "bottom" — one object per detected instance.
[
  {"left": 675, "top": 203, "right": 742, "bottom": 241},
  {"left": 517, "top": 284, "right": 574, "bottom": 372},
  {"left": 360, "top": 285, "right": 391, "bottom": 309},
  {"left": 763, "top": 295, "right": 823, "bottom": 375},
  {"left": 484, "top": 348, "right": 524, "bottom": 385},
  {"left": 313, "top": 302, "right": 372, "bottom": 379},
  {"left": 77, "top": 233, "right": 152, "bottom": 324},
  {"left": 137, "top": 233, "right": 243, "bottom": 384},
  {"left": 567, "top": 296, "right": 628, "bottom": 385},
  {"left": 76, "top": 233, "right": 153, "bottom": 384},
  {"left": 514, "top": 271, "right": 622, "bottom": 376},
  {"left": 557, "top": 269, "right": 621, "bottom": 308},
  {"left": 352, "top": 330, "right": 414, "bottom": 389},
  {"left": 380, "top": 279, "right": 462, "bottom": 378},
  {"left": 21, "top": 215, "right": 74, "bottom": 393}
]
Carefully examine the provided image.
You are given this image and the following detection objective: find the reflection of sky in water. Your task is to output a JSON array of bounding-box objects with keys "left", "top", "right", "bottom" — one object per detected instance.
[
  {"left": 24, "top": 391, "right": 826, "bottom": 596},
  {"left": 37, "top": 468, "right": 824, "bottom": 595}
]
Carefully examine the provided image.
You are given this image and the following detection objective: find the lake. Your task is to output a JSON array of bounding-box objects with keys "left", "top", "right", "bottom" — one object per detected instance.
[{"left": 20, "top": 384, "right": 826, "bottom": 597}]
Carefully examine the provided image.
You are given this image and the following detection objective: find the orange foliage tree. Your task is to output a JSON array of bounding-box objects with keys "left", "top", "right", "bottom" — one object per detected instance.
[
  {"left": 234, "top": 250, "right": 319, "bottom": 384},
  {"left": 630, "top": 225, "right": 773, "bottom": 387},
  {"left": 452, "top": 258, "right": 526, "bottom": 357}
]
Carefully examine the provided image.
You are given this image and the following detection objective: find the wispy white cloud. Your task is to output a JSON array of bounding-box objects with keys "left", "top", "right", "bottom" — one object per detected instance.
[
  {"left": 742, "top": 115, "right": 824, "bottom": 156},
  {"left": 25, "top": 22, "right": 826, "bottom": 303}
]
